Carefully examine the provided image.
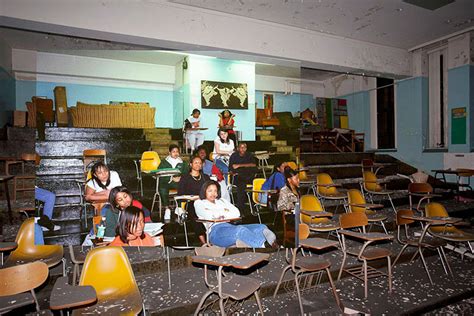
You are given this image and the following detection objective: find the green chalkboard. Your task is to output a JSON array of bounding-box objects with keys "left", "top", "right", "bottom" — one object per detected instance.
[{"left": 451, "top": 107, "right": 466, "bottom": 144}]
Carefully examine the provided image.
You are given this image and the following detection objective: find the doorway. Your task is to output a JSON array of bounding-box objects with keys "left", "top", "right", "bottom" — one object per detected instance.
[{"left": 376, "top": 78, "right": 395, "bottom": 149}]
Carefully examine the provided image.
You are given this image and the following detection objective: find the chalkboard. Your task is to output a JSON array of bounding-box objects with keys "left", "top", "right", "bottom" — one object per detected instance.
[{"left": 451, "top": 107, "right": 466, "bottom": 145}]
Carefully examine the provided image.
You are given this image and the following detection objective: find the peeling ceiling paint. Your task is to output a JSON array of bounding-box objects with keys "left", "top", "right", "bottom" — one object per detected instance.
[{"left": 168, "top": 0, "right": 474, "bottom": 49}]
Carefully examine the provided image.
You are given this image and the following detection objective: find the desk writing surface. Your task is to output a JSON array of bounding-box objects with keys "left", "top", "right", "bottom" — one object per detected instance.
[
  {"left": 339, "top": 230, "right": 393, "bottom": 241},
  {"left": 300, "top": 210, "right": 333, "bottom": 217},
  {"left": 192, "top": 252, "right": 269, "bottom": 269},
  {"left": 299, "top": 237, "right": 338, "bottom": 250},
  {"left": 50, "top": 276, "right": 97, "bottom": 310}
]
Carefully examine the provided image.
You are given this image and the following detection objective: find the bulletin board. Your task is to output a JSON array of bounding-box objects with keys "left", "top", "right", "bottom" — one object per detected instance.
[{"left": 451, "top": 107, "right": 466, "bottom": 144}]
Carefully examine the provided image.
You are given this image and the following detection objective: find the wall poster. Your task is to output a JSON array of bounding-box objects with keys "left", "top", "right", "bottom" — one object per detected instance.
[{"left": 201, "top": 80, "right": 248, "bottom": 109}]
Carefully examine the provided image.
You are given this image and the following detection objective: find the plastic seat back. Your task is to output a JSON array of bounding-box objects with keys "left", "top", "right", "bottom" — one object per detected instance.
[
  {"left": 408, "top": 182, "right": 433, "bottom": 194},
  {"left": 140, "top": 151, "right": 160, "bottom": 172},
  {"left": 396, "top": 209, "right": 415, "bottom": 226},
  {"left": 6, "top": 218, "right": 63, "bottom": 267},
  {"left": 287, "top": 162, "right": 297, "bottom": 171},
  {"left": 339, "top": 212, "right": 368, "bottom": 229},
  {"left": 79, "top": 247, "right": 142, "bottom": 305},
  {"left": 300, "top": 195, "right": 326, "bottom": 224},
  {"left": 363, "top": 171, "right": 381, "bottom": 192},
  {"left": 425, "top": 202, "right": 456, "bottom": 234},
  {"left": 252, "top": 178, "right": 266, "bottom": 204},
  {"left": 317, "top": 173, "right": 337, "bottom": 196},
  {"left": 347, "top": 189, "right": 366, "bottom": 214}
]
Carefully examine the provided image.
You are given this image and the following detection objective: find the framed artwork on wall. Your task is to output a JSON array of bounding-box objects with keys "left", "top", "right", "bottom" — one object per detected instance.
[
  {"left": 201, "top": 80, "right": 248, "bottom": 109},
  {"left": 263, "top": 93, "right": 274, "bottom": 118}
]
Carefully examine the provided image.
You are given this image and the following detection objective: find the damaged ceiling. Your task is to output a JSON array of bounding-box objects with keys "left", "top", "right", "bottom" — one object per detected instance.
[{"left": 169, "top": 0, "right": 474, "bottom": 49}]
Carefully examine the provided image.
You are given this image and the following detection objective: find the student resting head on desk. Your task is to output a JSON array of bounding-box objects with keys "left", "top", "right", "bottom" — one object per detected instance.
[
  {"left": 101, "top": 186, "right": 152, "bottom": 238},
  {"left": 194, "top": 180, "right": 278, "bottom": 248},
  {"left": 109, "top": 206, "right": 162, "bottom": 247}
]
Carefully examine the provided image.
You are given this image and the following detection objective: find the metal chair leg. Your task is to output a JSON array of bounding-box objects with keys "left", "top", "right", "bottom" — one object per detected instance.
[
  {"left": 254, "top": 291, "right": 264, "bottom": 315},
  {"left": 273, "top": 265, "right": 291, "bottom": 297},
  {"left": 194, "top": 290, "right": 214, "bottom": 316},
  {"left": 295, "top": 271, "right": 305, "bottom": 316},
  {"left": 387, "top": 256, "right": 392, "bottom": 293},
  {"left": 440, "top": 247, "right": 453, "bottom": 276},
  {"left": 363, "top": 260, "right": 368, "bottom": 298},
  {"left": 418, "top": 247, "right": 433, "bottom": 284},
  {"left": 337, "top": 252, "right": 347, "bottom": 281},
  {"left": 392, "top": 244, "right": 408, "bottom": 268},
  {"left": 326, "top": 267, "right": 343, "bottom": 312},
  {"left": 219, "top": 297, "right": 226, "bottom": 316}
]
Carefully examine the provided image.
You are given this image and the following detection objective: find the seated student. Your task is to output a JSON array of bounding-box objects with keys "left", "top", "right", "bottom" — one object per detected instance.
[
  {"left": 277, "top": 168, "right": 300, "bottom": 213},
  {"left": 218, "top": 109, "right": 236, "bottom": 145},
  {"left": 185, "top": 108, "right": 205, "bottom": 152},
  {"left": 85, "top": 161, "right": 122, "bottom": 203},
  {"left": 194, "top": 180, "right": 278, "bottom": 248},
  {"left": 109, "top": 206, "right": 163, "bottom": 247},
  {"left": 103, "top": 186, "right": 152, "bottom": 238},
  {"left": 35, "top": 187, "right": 60, "bottom": 231},
  {"left": 178, "top": 155, "right": 210, "bottom": 245},
  {"left": 212, "top": 128, "right": 235, "bottom": 179},
  {"left": 259, "top": 161, "right": 288, "bottom": 204},
  {"left": 195, "top": 145, "right": 230, "bottom": 202},
  {"left": 228, "top": 142, "right": 257, "bottom": 213},
  {"left": 158, "top": 144, "right": 189, "bottom": 217}
]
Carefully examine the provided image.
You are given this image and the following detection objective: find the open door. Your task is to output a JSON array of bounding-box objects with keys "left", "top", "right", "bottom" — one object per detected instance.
[{"left": 376, "top": 78, "right": 395, "bottom": 149}]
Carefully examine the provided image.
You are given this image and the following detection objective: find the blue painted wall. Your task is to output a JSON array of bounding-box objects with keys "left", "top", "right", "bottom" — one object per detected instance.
[
  {"left": 255, "top": 91, "right": 313, "bottom": 114},
  {"left": 447, "top": 65, "right": 471, "bottom": 152},
  {"left": 0, "top": 67, "right": 16, "bottom": 127},
  {"left": 392, "top": 77, "right": 444, "bottom": 173},
  {"left": 187, "top": 57, "right": 256, "bottom": 140},
  {"left": 15, "top": 80, "right": 174, "bottom": 127},
  {"left": 471, "top": 66, "right": 474, "bottom": 151},
  {"left": 340, "top": 91, "right": 371, "bottom": 150}
]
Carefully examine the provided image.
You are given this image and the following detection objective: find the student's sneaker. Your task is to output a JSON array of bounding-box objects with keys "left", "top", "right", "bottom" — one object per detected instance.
[
  {"left": 41, "top": 225, "right": 61, "bottom": 232},
  {"left": 164, "top": 208, "right": 172, "bottom": 221}
]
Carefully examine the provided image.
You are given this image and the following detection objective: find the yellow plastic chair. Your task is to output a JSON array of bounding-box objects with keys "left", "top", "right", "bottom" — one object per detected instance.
[
  {"left": 347, "top": 189, "right": 388, "bottom": 234},
  {"left": 246, "top": 178, "right": 267, "bottom": 223},
  {"left": 296, "top": 161, "right": 317, "bottom": 195},
  {"left": 5, "top": 218, "right": 65, "bottom": 274},
  {"left": 0, "top": 261, "right": 49, "bottom": 313},
  {"left": 73, "top": 247, "right": 143, "bottom": 315},
  {"left": 134, "top": 151, "right": 161, "bottom": 197},
  {"left": 316, "top": 173, "right": 346, "bottom": 210},
  {"left": 300, "top": 195, "right": 339, "bottom": 234},
  {"left": 361, "top": 171, "right": 396, "bottom": 213},
  {"left": 425, "top": 202, "right": 474, "bottom": 253}
]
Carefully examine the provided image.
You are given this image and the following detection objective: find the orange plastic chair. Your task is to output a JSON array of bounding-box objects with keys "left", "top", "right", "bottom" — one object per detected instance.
[
  {"left": 73, "top": 247, "right": 143, "bottom": 315},
  {"left": 425, "top": 202, "right": 474, "bottom": 252},
  {"left": 408, "top": 182, "right": 438, "bottom": 213},
  {"left": 300, "top": 195, "right": 339, "bottom": 233},
  {"left": 316, "top": 173, "right": 346, "bottom": 210},
  {"left": 361, "top": 171, "right": 396, "bottom": 213},
  {"left": 0, "top": 261, "right": 49, "bottom": 313},
  {"left": 246, "top": 178, "right": 267, "bottom": 223},
  {"left": 5, "top": 218, "right": 64, "bottom": 274},
  {"left": 347, "top": 189, "right": 388, "bottom": 233}
]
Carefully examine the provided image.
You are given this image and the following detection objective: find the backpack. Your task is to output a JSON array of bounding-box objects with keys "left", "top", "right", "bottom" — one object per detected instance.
[{"left": 267, "top": 173, "right": 280, "bottom": 211}]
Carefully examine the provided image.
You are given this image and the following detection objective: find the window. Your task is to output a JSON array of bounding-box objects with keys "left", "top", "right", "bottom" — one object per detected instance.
[{"left": 428, "top": 47, "right": 448, "bottom": 148}]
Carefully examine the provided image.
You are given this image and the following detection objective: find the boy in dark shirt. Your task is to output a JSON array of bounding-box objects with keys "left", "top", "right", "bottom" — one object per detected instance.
[{"left": 229, "top": 143, "right": 257, "bottom": 214}]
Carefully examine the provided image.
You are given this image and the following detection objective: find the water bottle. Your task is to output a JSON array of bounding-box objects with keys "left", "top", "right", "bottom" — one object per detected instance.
[{"left": 97, "top": 216, "right": 106, "bottom": 239}]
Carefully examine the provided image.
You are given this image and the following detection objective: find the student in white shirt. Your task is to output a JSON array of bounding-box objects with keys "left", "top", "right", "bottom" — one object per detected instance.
[
  {"left": 194, "top": 180, "right": 277, "bottom": 248},
  {"left": 185, "top": 109, "right": 205, "bottom": 152},
  {"left": 212, "top": 128, "right": 235, "bottom": 180},
  {"left": 85, "top": 161, "right": 122, "bottom": 202}
]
